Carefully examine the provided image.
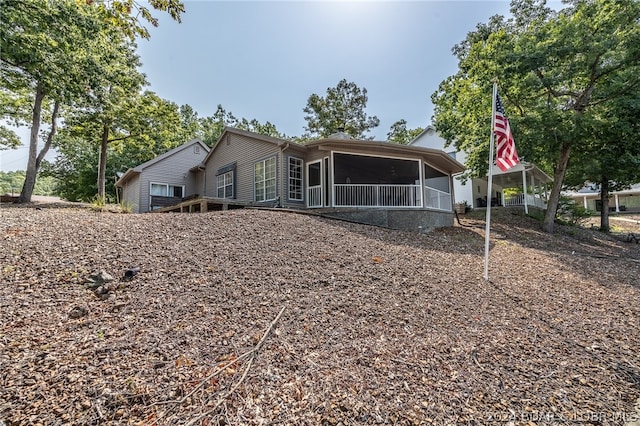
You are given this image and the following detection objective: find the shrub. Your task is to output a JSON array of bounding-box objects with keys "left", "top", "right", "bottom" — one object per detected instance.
[{"left": 556, "top": 196, "right": 594, "bottom": 226}]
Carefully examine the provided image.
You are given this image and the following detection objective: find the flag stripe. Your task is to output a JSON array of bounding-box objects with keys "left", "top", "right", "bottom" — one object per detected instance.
[{"left": 494, "top": 94, "right": 519, "bottom": 172}]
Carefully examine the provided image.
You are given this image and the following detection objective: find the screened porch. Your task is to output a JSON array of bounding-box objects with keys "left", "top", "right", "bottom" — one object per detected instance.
[{"left": 307, "top": 153, "right": 452, "bottom": 211}]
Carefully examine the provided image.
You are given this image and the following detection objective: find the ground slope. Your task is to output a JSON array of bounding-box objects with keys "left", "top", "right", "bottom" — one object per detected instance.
[{"left": 1, "top": 207, "right": 639, "bottom": 425}]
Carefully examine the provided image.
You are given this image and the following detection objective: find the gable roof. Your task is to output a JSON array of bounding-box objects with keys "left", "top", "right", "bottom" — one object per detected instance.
[
  {"left": 201, "top": 127, "right": 299, "bottom": 166},
  {"left": 409, "top": 125, "right": 437, "bottom": 144},
  {"left": 115, "top": 139, "right": 209, "bottom": 187}
]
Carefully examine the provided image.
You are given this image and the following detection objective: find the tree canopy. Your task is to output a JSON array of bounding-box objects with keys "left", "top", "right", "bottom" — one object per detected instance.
[
  {"left": 387, "top": 119, "right": 424, "bottom": 145},
  {"left": 303, "top": 79, "right": 380, "bottom": 140},
  {"left": 432, "top": 0, "right": 640, "bottom": 232},
  {"left": 0, "top": 0, "right": 184, "bottom": 202}
]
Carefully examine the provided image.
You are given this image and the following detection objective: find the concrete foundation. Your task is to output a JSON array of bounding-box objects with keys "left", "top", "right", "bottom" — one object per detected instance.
[{"left": 318, "top": 208, "right": 454, "bottom": 233}]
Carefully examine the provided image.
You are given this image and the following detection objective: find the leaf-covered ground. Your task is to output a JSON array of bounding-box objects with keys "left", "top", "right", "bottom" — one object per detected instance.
[{"left": 1, "top": 205, "right": 639, "bottom": 425}]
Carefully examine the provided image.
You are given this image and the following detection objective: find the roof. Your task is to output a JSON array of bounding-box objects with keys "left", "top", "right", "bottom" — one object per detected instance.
[
  {"left": 565, "top": 183, "right": 640, "bottom": 197},
  {"left": 115, "top": 139, "right": 209, "bottom": 187},
  {"left": 489, "top": 161, "right": 553, "bottom": 187},
  {"left": 408, "top": 125, "right": 437, "bottom": 145},
  {"left": 304, "top": 137, "right": 466, "bottom": 175},
  {"left": 201, "top": 127, "right": 300, "bottom": 166},
  {"left": 200, "top": 127, "right": 464, "bottom": 174}
]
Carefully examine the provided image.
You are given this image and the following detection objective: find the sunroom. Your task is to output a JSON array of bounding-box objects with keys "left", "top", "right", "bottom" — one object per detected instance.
[{"left": 303, "top": 139, "right": 464, "bottom": 211}]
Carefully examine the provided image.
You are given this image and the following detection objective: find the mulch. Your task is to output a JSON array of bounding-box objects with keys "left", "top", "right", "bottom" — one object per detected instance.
[{"left": 1, "top": 206, "right": 639, "bottom": 425}]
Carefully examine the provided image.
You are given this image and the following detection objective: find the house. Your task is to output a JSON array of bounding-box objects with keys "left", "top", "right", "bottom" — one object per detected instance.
[
  {"left": 122, "top": 127, "right": 466, "bottom": 232},
  {"left": 565, "top": 183, "right": 640, "bottom": 213},
  {"left": 410, "top": 126, "right": 552, "bottom": 213},
  {"left": 198, "top": 128, "right": 466, "bottom": 230},
  {"left": 115, "top": 139, "right": 210, "bottom": 213}
]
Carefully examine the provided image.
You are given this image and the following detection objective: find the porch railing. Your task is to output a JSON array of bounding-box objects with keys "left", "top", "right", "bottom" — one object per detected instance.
[
  {"left": 334, "top": 184, "right": 422, "bottom": 208},
  {"left": 424, "top": 187, "right": 452, "bottom": 211},
  {"left": 307, "top": 185, "right": 322, "bottom": 208},
  {"left": 504, "top": 193, "right": 547, "bottom": 209}
]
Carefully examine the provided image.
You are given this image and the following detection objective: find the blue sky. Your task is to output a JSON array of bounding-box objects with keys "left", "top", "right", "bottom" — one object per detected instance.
[{"left": 2, "top": 1, "right": 525, "bottom": 172}]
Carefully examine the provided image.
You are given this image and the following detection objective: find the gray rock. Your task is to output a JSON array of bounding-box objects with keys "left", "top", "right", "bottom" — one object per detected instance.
[
  {"left": 68, "top": 305, "right": 88, "bottom": 319},
  {"left": 84, "top": 270, "right": 115, "bottom": 289}
]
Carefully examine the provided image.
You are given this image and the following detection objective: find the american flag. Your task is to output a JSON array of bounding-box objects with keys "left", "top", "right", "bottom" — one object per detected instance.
[{"left": 494, "top": 94, "right": 519, "bottom": 172}]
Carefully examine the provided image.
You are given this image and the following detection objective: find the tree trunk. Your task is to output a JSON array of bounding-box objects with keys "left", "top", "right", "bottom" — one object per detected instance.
[
  {"left": 35, "top": 100, "right": 60, "bottom": 170},
  {"left": 599, "top": 177, "right": 610, "bottom": 232},
  {"left": 542, "top": 142, "right": 572, "bottom": 233},
  {"left": 19, "top": 85, "right": 46, "bottom": 203},
  {"left": 97, "top": 124, "right": 109, "bottom": 200}
]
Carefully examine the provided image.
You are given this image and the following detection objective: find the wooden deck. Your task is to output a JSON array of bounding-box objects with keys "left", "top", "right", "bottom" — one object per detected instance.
[{"left": 153, "top": 197, "right": 253, "bottom": 213}]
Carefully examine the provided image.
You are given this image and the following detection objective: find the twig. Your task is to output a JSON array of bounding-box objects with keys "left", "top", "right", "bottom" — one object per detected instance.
[{"left": 185, "top": 305, "right": 287, "bottom": 426}]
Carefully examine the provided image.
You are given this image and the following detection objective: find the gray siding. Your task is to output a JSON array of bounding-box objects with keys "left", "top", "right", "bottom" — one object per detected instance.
[
  {"left": 138, "top": 143, "right": 207, "bottom": 212},
  {"left": 122, "top": 174, "right": 140, "bottom": 213},
  {"left": 204, "top": 133, "right": 284, "bottom": 204}
]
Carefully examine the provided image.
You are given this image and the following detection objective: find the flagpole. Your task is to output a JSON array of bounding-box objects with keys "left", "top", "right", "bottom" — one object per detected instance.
[{"left": 483, "top": 82, "right": 498, "bottom": 281}]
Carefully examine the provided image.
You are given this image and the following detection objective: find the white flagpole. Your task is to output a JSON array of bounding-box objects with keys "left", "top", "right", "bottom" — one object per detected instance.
[{"left": 483, "top": 82, "right": 498, "bottom": 281}]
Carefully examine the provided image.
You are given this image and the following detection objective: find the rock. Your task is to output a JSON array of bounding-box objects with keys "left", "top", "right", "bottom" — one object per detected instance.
[
  {"left": 84, "top": 270, "right": 115, "bottom": 289},
  {"left": 123, "top": 267, "right": 140, "bottom": 281},
  {"left": 68, "top": 305, "right": 89, "bottom": 319}
]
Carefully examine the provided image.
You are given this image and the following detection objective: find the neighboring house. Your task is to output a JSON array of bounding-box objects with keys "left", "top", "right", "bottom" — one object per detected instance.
[
  {"left": 115, "top": 139, "right": 210, "bottom": 213},
  {"left": 120, "top": 127, "right": 466, "bottom": 232},
  {"left": 410, "top": 126, "right": 552, "bottom": 212},
  {"left": 566, "top": 183, "right": 640, "bottom": 213}
]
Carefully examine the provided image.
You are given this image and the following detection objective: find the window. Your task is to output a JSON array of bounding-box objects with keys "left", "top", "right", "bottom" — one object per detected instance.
[
  {"left": 149, "top": 183, "right": 184, "bottom": 210},
  {"left": 194, "top": 145, "right": 201, "bottom": 154},
  {"left": 288, "top": 156, "right": 303, "bottom": 201},
  {"left": 217, "top": 171, "right": 234, "bottom": 198},
  {"left": 255, "top": 157, "right": 276, "bottom": 202},
  {"left": 150, "top": 183, "right": 183, "bottom": 197}
]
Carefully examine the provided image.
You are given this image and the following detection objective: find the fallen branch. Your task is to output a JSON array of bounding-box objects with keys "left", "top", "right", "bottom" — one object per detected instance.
[{"left": 185, "top": 305, "right": 287, "bottom": 426}]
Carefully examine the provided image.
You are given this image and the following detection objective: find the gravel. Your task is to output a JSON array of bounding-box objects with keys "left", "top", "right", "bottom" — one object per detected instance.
[{"left": 1, "top": 206, "right": 639, "bottom": 425}]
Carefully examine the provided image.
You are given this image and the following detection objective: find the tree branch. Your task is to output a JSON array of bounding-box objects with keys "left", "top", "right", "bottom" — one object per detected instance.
[{"left": 34, "top": 100, "right": 60, "bottom": 170}]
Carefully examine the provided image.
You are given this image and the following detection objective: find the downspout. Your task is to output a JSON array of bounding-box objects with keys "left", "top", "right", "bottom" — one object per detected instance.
[{"left": 199, "top": 165, "right": 206, "bottom": 197}]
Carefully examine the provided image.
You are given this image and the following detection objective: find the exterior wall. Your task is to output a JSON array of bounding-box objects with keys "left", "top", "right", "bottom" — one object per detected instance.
[
  {"left": 121, "top": 174, "right": 140, "bottom": 213},
  {"left": 281, "top": 147, "right": 307, "bottom": 209},
  {"left": 138, "top": 143, "right": 207, "bottom": 213},
  {"left": 204, "top": 133, "right": 284, "bottom": 205},
  {"left": 193, "top": 169, "right": 206, "bottom": 197},
  {"left": 412, "top": 128, "right": 502, "bottom": 208},
  {"left": 412, "top": 129, "right": 473, "bottom": 206}
]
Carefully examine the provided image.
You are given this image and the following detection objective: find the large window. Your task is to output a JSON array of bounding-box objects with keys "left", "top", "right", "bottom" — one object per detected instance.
[
  {"left": 288, "top": 156, "right": 303, "bottom": 201},
  {"left": 150, "top": 183, "right": 183, "bottom": 197},
  {"left": 255, "top": 157, "right": 276, "bottom": 202},
  {"left": 149, "top": 183, "right": 184, "bottom": 210},
  {"left": 217, "top": 171, "right": 234, "bottom": 198}
]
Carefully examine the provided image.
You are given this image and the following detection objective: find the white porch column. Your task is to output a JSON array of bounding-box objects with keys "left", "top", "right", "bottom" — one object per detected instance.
[
  {"left": 615, "top": 193, "right": 620, "bottom": 212},
  {"left": 583, "top": 196, "right": 588, "bottom": 209},
  {"left": 521, "top": 167, "right": 529, "bottom": 215}
]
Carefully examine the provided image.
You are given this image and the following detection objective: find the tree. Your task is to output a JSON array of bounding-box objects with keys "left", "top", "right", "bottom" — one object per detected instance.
[
  {"left": 387, "top": 119, "right": 424, "bottom": 145},
  {"left": 89, "top": 0, "right": 185, "bottom": 40},
  {"left": 564, "top": 94, "right": 640, "bottom": 231},
  {"left": 198, "top": 105, "right": 288, "bottom": 146},
  {"left": 0, "top": 171, "right": 57, "bottom": 196},
  {"left": 1, "top": 1, "right": 106, "bottom": 202},
  {"left": 303, "top": 79, "right": 380, "bottom": 140},
  {"left": 47, "top": 92, "right": 185, "bottom": 202},
  {"left": 60, "top": 26, "right": 148, "bottom": 200},
  {"left": 0, "top": 0, "right": 184, "bottom": 203},
  {"left": 432, "top": 0, "right": 640, "bottom": 233}
]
